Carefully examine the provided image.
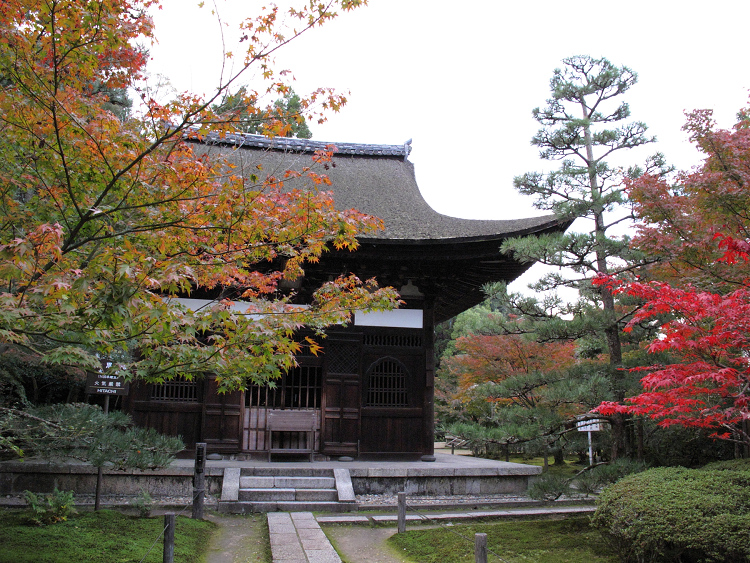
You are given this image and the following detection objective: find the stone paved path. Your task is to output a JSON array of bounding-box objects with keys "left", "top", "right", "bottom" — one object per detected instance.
[{"left": 268, "top": 511, "right": 341, "bottom": 563}]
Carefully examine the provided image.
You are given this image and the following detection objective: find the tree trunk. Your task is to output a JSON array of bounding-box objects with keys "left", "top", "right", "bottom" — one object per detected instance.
[
  {"left": 636, "top": 417, "right": 644, "bottom": 461},
  {"left": 581, "top": 102, "right": 627, "bottom": 460},
  {"left": 94, "top": 467, "right": 103, "bottom": 511}
]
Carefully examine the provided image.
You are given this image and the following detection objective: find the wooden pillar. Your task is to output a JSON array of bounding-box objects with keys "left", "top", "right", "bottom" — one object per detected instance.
[{"left": 421, "top": 302, "right": 436, "bottom": 462}]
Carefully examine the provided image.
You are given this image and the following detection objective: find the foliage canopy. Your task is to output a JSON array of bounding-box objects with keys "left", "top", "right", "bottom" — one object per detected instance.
[{"left": 0, "top": 0, "right": 397, "bottom": 391}]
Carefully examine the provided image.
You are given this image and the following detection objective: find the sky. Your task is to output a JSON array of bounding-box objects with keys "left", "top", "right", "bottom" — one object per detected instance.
[{"left": 146, "top": 0, "right": 750, "bottom": 293}]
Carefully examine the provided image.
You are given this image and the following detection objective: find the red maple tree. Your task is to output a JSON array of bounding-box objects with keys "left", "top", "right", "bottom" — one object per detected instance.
[{"left": 596, "top": 106, "right": 750, "bottom": 447}]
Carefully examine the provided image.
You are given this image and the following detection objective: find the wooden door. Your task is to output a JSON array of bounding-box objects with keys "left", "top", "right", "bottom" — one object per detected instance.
[
  {"left": 202, "top": 376, "right": 243, "bottom": 454},
  {"left": 321, "top": 334, "right": 362, "bottom": 456},
  {"left": 358, "top": 327, "right": 426, "bottom": 455}
]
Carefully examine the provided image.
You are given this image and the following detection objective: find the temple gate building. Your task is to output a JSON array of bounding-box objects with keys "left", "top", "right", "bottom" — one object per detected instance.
[{"left": 125, "top": 135, "right": 566, "bottom": 461}]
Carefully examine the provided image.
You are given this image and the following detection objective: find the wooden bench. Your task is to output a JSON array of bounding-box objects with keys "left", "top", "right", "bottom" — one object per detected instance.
[{"left": 266, "top": 410, "right": 317, "bottom": 462}]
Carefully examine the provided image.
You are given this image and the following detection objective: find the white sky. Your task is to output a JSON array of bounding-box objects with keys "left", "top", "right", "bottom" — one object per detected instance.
[{"left": 146, "top": 0, "right": 750, "bottom": 294}]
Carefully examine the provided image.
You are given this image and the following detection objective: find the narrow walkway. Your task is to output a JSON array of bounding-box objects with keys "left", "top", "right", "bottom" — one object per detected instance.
[
  {"left": 317, "top": 504, "right": 596, "bottom": 525},
  {"left": 267, "top": 511, "right": 341, "bottom": 563}
]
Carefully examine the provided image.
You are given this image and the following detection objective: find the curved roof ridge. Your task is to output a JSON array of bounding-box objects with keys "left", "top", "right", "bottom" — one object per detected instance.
[
  {"left": 196, "top": 136, "right": 567, "bottom": 241},
  {"left": 202, "top": 131, "right": 412, "bottom": 159}
]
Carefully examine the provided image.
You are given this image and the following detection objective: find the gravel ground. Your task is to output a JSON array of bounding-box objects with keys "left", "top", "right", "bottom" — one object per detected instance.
[
  {"left": 356, "top": 492, "right": 534, "bottom": 508},
  {"left": 3, "top": 492, "right": 537, "bottom": 510},
  {"left": 1, "top": 492, "right": 219, "bottom": 512},
  {"left": 5, "top": 489, "right": 600, "bottom": 514}
]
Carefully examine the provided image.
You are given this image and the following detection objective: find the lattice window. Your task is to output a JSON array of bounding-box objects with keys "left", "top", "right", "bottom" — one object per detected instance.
[
  {"left": 150, "top": 379, "right": 199, "bottom": 402},
  {"left": 327, "top": 341, "right": 359, "bottom": 374},
  {"left": 246, "top": 365, "right": 322, "bottom": 409},
  {"left": 364, "top": 333, "right": 423, "bottom": 348},
  {"left": 366, "top": 357, "right": 409, "bottom": 407}
]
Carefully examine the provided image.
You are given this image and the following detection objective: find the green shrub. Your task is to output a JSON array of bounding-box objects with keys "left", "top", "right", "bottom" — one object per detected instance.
[
  {"left": 700, "top": 458, "right": 750, "bottom": 472},
  {"left": 589, "top": 457, "right": 648, "bottom": 486},
  {"left": 130, "top": 489, "right": 153, "bottom": 518},
  {"left": 528, "top": 473, "right": 571, "bottom": 501},
  {"left": 573, "top": 470, "right": 600, "bottom": 497},
  {"left": 24, "top": 489, "right": 77, "bottom": 526},
  {"left": 591, "top": 466, "right": 750, "bottom": 562}
]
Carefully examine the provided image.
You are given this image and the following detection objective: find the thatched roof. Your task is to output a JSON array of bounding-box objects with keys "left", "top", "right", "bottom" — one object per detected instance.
[
  {"left": 194, "top": 133, "right": 561, "bottom": 242},
  {"left": 190, "top": 133, "right": 568, "bottom": 321}
]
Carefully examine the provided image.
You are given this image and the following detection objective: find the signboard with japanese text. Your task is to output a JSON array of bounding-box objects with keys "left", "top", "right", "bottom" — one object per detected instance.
[
  {"left": 576, "top": 419, "right": 604, "bottom": 432},
  {"left": 86, "top": 372, "right": 130, "bottom": 396}
]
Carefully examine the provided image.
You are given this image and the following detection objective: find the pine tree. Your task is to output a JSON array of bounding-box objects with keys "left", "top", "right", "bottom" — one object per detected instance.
[
  {"left": 211, "top": 86, "right": 313, "bottom": 138},
  {"left": 501, "top": 55, "right": 669, "bottom": 458}
]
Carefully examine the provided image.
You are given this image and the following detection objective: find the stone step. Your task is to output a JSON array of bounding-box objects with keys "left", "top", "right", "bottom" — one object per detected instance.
[
  {"left": 239, "top": 487, "right": 296, "bottom": 502},
  {"left": 221, "top": 500, "right": 355, "bottom": 513},
  {"left": 239, "top": 487, "right": 338, "bottom": 502},
  {"left": 239, "top": 467, "right": 333, "bottom": 477},
  {"left": 239, "top": 475, "right": 335, "bottom": 489},
  {"left": 295, "top": 489, "right": 339, "bottom": 502},
  {"left": 219, "top": 466, "right": 358, "bottom": 513}
]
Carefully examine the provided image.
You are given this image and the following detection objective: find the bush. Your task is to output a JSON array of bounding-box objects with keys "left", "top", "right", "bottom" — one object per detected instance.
[
  {"left": 130, "top": 489, "right": 153, "bottom": 518},
  {"left": 24, "top": 489, "right": 77, "bottom": 526},
  {"left": 590, "top": 466, "right": 750, "bottom": 562},
  {"left": 589, "top": 457, "right": 648, "bottom": 487},
  {"left": 528, "top": 473, "right": 571, "bottom": 501},
  {"left": 573, "top": 470, "right": 600, "bottom": 497},
  {"left": 700, "top": 458, "right": 750, "bottom": 472},
  {"left": 641, "top": 422, "right": 735, "bottom": 467}
]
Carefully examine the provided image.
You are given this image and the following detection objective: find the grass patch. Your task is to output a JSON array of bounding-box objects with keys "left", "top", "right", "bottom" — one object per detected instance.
[
  {"left": 508, "top": 455, "right": 584, "bottom": 477},
  {"left": 388, "top": 518, "right": 617, "bottom": 563},
  {"left": 0, "top": 508, "right": 216, "bottom": 563}
]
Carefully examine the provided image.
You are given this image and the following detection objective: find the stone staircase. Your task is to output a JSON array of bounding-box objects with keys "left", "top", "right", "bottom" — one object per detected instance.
[{"left": 218, "top": 467, "right": 357, "bottom": 513}]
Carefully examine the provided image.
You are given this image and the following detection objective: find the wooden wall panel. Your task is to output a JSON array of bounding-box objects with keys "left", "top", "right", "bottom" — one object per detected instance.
[
  {"left": 129, "top": 400, "right": 203, "bottom": 447},
  {"left": 242, "top": 407, "right": 321, "bottom": 453},
  {"left": 359, "top": 409, "right": 423, "bottom": 454}
]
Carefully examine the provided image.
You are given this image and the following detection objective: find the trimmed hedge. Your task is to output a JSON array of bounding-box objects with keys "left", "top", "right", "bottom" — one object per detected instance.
[
  {"left": 590, "top": 466, "right": 750, "bottom": 562},
  {"left": 700, "top": 458, "right": 750, "bottom": 473}
]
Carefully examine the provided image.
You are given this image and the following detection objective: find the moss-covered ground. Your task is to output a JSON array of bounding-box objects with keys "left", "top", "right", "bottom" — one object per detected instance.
[
  {"left": 0, "top": 508, "right": 216, "bottom": 563},
  {"left": 387, "top": 517, "right": 617, "bottom": 563}
]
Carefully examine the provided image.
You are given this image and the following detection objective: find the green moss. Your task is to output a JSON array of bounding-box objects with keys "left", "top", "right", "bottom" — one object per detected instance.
[
  {"left": 388, "top": 518, "right": 617, "bottom": 563},
  {"left": 0, "top": 509, "right": 216, "bottom": 563}
]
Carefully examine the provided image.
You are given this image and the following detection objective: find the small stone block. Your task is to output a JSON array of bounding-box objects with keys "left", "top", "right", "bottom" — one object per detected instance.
[
  {"left": 270, "top": 532, "right": 299, "bottom": 545},
  {"left": 220, "top": 467, "right": 241, "bottom": 502},
  {"left": 292, "top": 519, "right": 321, "bottom": 529},
  {"left": 300, "top": 537, "right": 332, "bottom": 550},
  {"left": 296, "top": 528, "right": 327, "bottom": 539},
  {"left": 270, "top": 544, "right": 306, "bottom": 559},
  {"left": 333, "top": 468, "right": 356, "bottom": 503},
  {"left": 305, "top": 549, "right": 342, "bottom": 563},
  {"left": 291, "top": 511, "right": 317, "bottom": 522}
]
